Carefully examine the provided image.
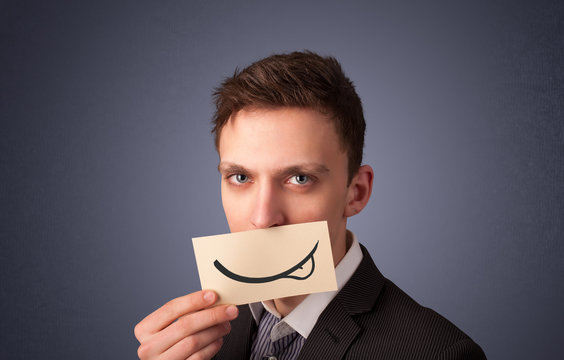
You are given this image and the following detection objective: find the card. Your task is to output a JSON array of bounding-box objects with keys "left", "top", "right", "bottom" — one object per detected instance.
[{"left": 192, "top": 221, "right": 337, "bottom": 305}]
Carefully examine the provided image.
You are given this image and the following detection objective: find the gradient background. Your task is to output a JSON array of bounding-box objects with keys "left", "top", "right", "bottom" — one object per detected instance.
[{"left": 2, "top": 0, "right": 563, "bottom": 358}]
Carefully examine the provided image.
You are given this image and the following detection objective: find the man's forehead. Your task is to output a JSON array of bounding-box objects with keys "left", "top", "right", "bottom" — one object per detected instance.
[
  {"left": 219, "top": 108, "right": 337, "bottom": 146},
  {"left": 217, "top": 106, "right": 349, "bottom": 176}
]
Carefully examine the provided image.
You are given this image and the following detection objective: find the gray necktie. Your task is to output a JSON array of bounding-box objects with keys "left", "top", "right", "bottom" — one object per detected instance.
[{"left": 250, "top": 310, "right": 305, "bottom": 360}]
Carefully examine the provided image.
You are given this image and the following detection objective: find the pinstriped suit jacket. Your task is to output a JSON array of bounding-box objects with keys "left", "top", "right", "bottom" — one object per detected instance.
[{"left": 213, "top": 244, "right": 486, "bottom": 359}]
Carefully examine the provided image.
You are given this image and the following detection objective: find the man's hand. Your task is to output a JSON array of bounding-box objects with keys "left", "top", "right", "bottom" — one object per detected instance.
[{"left": 134, "top": 290, "right": 238, "bottom": 360}]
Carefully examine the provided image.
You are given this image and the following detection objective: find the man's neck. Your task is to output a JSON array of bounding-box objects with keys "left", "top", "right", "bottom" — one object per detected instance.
[{"left": 272, "top": 294, "right": 308, "bottom": 318}]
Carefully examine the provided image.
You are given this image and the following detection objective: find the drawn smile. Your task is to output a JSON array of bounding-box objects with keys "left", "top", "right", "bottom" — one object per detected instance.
[{"left": 213, "top": 241, "right": 319, "bottom": 284}]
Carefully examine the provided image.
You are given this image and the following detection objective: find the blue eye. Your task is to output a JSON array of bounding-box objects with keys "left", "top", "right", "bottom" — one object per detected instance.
[
  {"left": 234, "top": 174, "right": 249, "bottom": 183},
  {"left": 289, "top": 174, "right": 309, "bottom": 185}
]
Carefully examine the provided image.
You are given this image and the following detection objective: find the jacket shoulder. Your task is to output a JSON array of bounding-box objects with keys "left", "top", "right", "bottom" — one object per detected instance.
[
  {"left": 332, "top": 245, "right": 486, "bottom": 359},
  {"left": 345, "top": 278, "right": 486, "bottom": 359}
]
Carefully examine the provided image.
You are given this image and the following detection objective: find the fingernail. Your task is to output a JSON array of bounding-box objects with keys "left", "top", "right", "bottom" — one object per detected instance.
[
  {"left": 224, "top": 322, "right": 231, "bottom": 331},
  {"left": 203, "top": 291, "right": 214, "bottom": 303},
  {"left": 226, "top": 305, "right": 238, "bottom": 318}
]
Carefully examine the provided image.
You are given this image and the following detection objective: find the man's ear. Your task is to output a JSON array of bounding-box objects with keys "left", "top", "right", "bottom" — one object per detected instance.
[{"left": 344, "top": 165, "right": 374, "bottom": 217}]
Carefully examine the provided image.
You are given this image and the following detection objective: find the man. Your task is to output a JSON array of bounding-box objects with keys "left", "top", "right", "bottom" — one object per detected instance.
[{"left": 134, "top": 51, "right": 486, "bottom": 359}]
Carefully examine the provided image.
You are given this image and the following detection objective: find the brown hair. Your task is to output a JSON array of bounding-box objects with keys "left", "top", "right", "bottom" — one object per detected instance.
[{"left": 212, "top": 51, "right": 365, "bottom": 183}]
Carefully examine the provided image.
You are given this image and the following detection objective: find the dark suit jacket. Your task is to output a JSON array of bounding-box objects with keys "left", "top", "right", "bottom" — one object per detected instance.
[{"left": 214, "top": 244, "right": 486, "bottom": 359}]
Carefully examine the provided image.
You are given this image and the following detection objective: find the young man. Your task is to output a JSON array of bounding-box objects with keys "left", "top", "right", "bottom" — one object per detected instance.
[{"left": 135, "top": 51, "right": 486, "bottom": 359}]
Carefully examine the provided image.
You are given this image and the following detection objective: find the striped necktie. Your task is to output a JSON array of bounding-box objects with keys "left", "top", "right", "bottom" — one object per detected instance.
[{"left": 250, "top": 310, "right": 306, "bottom": 360}]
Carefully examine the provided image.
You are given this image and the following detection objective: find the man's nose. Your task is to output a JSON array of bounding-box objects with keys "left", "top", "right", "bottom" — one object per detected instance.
[{"left": 250, "top": 182, "right": 285, "bottom": 229}]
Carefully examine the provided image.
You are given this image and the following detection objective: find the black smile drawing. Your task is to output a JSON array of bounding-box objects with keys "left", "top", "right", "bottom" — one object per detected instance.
[{"left": 213, "top": 240, "right": 319, "bottom": 284}]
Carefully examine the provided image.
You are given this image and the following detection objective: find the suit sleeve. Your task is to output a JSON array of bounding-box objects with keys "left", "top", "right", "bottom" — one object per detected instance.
[{"left": 436, "top": 338, "right": 487, "bottom": 360}]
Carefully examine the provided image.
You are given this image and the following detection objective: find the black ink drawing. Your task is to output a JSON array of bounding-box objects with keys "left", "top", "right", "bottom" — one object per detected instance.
[{"left": 213, "top": 241, "right": 319, "bottom": 283}]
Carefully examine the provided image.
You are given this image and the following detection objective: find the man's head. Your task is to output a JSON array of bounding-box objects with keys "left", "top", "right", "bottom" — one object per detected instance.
[
  {"left": 212, "top": 51, "right": 365, "bottom": 184},
  {"left": 212, "top": 51, "right": 373, "bottom": 266}
]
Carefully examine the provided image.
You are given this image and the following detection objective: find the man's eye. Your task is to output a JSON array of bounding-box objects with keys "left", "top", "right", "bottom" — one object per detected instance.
[
  {"left": 289, "top": 174, "right": 309, "bottom": 185},
  {"left": 231, "top": 174, "right": 249, "bottom": 184}
]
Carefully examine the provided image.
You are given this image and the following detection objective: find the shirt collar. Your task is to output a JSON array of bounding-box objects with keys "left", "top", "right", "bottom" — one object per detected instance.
[{"left": 249, "top": 230, "right": 363, "bottom": 339}]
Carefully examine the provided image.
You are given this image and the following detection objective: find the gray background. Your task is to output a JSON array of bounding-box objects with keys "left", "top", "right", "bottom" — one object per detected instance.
[{"left": 1, "top": 0, "right": 563, "bottom": 358}]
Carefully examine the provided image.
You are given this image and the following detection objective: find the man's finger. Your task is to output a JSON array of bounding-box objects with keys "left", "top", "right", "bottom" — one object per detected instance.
[
  {"left": 159, "top": 322, "right": 231, "bottom": 360},
  {"left": 185, "top": 338, "right": 224, "bottom": 360},
  {"left": 134, "top": 290, "right": 217, "bottom": 342},
  {"left": 142, "top": 305, "right": 237, "bottom": 357}
]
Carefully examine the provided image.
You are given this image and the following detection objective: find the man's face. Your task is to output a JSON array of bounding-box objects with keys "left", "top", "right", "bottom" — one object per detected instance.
[{"left": 218, "top": 107, "right": 353, "bottom": 265}]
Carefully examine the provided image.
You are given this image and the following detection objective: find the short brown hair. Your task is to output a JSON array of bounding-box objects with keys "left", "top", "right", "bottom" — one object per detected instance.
[{"left": 212, "top": 51, "right": 365, "bottom": 183}]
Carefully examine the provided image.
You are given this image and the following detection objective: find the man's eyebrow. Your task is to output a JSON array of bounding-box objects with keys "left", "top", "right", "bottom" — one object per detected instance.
[
  {"left": 217, "top": 162, "right": 250, "bottom": 174},
  {"left": 274, "top": 164, "right": 330, "bottom": 177},
  {"left": 218, "top": 162, "right": 330, "bottom": 177}
]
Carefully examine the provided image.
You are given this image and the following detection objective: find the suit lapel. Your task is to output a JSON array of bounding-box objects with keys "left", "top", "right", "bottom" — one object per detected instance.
[
  {"left": 296, "top": 299, "right": 360, "bottom": 359},
  {"left": 297, "top": 244, "right": 385, "bottom": 359}
]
